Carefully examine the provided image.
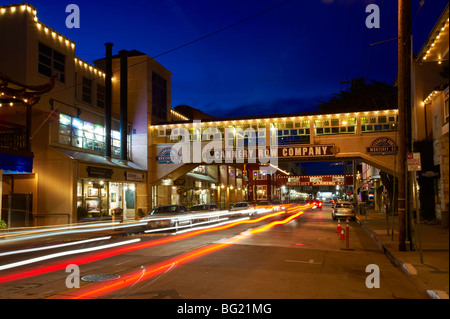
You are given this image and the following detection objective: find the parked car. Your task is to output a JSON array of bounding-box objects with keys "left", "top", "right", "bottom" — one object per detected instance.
[
  {"left": 270, "top": 200, "right": 285, "bottom": 211},
  {"left": 332, "top": 201, "right": 357, "bottom": 220},
  {"left": 190, "top": 204, "right": 218, "bottom": 212},
  {"left": 229, "top": 202, "right": 256, "bottom": 216},
  {"left": 142, "top": 205, "right": 192, "bottom": 229}
]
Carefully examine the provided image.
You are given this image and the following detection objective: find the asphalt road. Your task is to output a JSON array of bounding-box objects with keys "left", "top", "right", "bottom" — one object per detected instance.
[{"left": 0, "top": 205, "right": 428, "bottom": 300}]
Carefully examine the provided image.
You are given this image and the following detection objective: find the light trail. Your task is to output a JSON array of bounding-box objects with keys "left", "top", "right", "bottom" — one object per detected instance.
[
  {"left": 0, "top": 238, "right": 140, "bottom": 271},
  {"left": 0, "top": 205, "right": 307, "bottom": 284},
  {"left": 0, "top": 221, "right": 148, "bottom": 243},
  {"left": 62, "top": 209, "right": 305, "bottom": 299},
  {"left": 0, "top": 236, "right": 112, "bottom": 257}
]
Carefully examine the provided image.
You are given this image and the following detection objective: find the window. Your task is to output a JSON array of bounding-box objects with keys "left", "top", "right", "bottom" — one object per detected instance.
[
  {"left": 361, "top": 115, "right": 397, "bottom": 133},
  {"left": 97, "top": 84, "right": 105, "bottom": 108},
  {"left": 256, "top": 185, "right": 267, "bottom": 200},
  {"left": 38, "top": 42, "right": 65, "bottom": 83},
  {"left": 82, "top": 77, "right": 92, "bottom": 104},
  {"left": 58, "top": 113, "right": 128, "bottom": 158},
  {"left": 315, "top": 117, "right": 356, "bottom": 135},
  {"left": 152, "top": 72, "right": 167, "bottom": 121}
]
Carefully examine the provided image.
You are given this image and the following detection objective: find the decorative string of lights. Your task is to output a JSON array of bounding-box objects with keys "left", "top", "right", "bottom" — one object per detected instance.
[
  {"left": 170, "top": 109, "right": 190, "bottom": 121},
  {"left": 150, "top": 109, "right": 399, "bottom": 130},
  {"left": 423, "top": 90, "right": 441, "bottom": 105},
  {"left": 74, "top": 58, "right": 106, "bottom": 78},
  {"left": 1, "top": 4, "right": 75, "bottom": 50},
  {"left": 0, "top": 4, "right": 105, "bottom": 78},
  {"left": 0, "top": 75, "right": 55, "bottom": 108},
  {"left": 421, "top": 16, "right": 449, "bottom": 64}
]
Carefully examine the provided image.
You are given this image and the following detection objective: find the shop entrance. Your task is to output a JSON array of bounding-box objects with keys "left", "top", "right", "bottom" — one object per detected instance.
[
  {"left": 109, "top": 182, "right": 136, "bottom": 219},
  {"left": 77, "top": 179, "right": 136, "bottom": 220}
]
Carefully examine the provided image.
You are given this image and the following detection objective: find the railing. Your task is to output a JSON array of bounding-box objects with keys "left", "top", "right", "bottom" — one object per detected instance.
[{"left": 0, "top": 127, "right": 27, "bottom": 151}]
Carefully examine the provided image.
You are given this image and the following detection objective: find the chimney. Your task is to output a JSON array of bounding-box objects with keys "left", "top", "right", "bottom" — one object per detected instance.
[
  {"left": 119, "top": 50, "right": 128, "bottom": 162},
  {"left": 104, "top": 43, "right": 113, "bottom": 159}
]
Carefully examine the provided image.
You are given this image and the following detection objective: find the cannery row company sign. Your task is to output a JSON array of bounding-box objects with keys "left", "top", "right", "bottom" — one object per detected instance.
[
  {"left": 366, "top": 137, "right": 398, "bottom": 155},
  {"left": 278, "top": 174, "right": 353, "bottom": 187},
  {"left": 157, "top": 144, "right": 337, "bottom": 164}
]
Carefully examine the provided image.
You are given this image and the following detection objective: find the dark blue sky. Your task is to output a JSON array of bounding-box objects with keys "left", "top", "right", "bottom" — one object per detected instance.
[{"left": 2, "top": 0, "right": 448, "bottom": 118}]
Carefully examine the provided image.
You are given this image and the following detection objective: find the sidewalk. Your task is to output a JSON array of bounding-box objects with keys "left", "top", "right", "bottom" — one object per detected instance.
[{"left": 356, "top": 208, "right": 449, "bottom": 299}]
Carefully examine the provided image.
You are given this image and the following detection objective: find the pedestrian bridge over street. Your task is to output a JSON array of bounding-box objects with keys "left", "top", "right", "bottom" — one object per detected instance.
[{"left": 149, "top": 109, "right": 399, "bottom": 184}]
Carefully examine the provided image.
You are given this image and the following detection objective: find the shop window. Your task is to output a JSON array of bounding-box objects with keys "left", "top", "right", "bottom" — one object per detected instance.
[
  {"left": 58, "top": 113, "right": 127, "bottom": 158},
  {"left": 256, "top": 185, "right": 267, "bottom": 200}
]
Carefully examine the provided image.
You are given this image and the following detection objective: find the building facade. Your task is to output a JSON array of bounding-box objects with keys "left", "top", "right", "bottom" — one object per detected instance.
[
  {"left": 0, "top": 3, "right": 173, "bottom": 226},
  {"left": 412, "top": 4, "right": 449, "bottom": 221}
]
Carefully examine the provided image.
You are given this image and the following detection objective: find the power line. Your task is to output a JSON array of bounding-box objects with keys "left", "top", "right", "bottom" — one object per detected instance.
[{"left": 47, "top": 0, "right": 295, "bottom": 97}]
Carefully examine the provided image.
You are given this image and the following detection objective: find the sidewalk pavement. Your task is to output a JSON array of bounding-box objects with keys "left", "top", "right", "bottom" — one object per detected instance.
[{"left": 356, "top": 208, "right": 449, "bottom": 299}]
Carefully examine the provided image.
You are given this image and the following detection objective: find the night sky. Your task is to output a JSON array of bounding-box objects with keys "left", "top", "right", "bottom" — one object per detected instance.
[
  {"left": 1, "top": 0, "right": 448, "bottom": 174},
  {"left": 3, "top": 0, "right": 447, "bottom": 118}
]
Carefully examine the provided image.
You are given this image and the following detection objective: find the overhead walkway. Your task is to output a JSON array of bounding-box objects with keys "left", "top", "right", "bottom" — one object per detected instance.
[{"left": 149, "top": 109, "right": 399, "bottom": 184}]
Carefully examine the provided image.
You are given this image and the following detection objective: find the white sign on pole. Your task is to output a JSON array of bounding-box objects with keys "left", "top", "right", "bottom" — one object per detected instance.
[{"left": 407, "top": 152, "right": 422, "bottom": 171}]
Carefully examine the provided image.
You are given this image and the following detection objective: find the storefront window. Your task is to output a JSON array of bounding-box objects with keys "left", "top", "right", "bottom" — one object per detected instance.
[
  {"left": 77, "top": 179, "right": 136, "bottom": 220},
  {"left": 58, "top": 113, "right": 127, "bottom": 158}
]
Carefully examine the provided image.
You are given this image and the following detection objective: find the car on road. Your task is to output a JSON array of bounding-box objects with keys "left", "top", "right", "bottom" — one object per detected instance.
[
  {"left": 229, "top": 202, "right": 256, "bottom": 216},
  {"left": 307, "top": 199, "right": 323, "bottom": 210},
  {"left": 332, "top": 201, "right": 357, "bottom": 220},
  {"left": 142, "top": 205, "right": 192, "bottom": 229}
]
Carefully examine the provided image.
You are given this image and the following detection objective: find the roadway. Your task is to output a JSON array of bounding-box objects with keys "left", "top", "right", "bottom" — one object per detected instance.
[{"left": 0, "top": 204, "right": 427, "bottom": 300}]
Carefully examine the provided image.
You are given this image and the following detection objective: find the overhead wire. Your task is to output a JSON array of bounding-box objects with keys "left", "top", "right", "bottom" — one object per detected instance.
[{"left": 45, "top": 0, "right": 295, "bottom": 98}]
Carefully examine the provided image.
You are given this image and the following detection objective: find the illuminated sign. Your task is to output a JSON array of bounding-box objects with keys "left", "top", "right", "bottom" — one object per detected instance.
[
  {"left": 366, "top": 137, "right": 398, "bottom": 155},
  {"left": 279, "top": 175, "right": 353, "bottom": 186}
]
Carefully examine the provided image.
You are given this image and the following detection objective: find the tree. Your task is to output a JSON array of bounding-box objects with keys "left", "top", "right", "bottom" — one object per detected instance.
[{"left": 315, "top": 78, "right": 397, "bottom": 113}]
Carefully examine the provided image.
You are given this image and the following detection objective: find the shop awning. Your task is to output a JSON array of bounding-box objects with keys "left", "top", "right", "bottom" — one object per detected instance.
[
  {"left": 185, "top": 172, "right": 217, "bottom": 183},
  {"left": 0, "top": 153, "right": 33, "bottom": 173},
  {"left": 52, "top": 147, "right": 146, "bottom": 171}
]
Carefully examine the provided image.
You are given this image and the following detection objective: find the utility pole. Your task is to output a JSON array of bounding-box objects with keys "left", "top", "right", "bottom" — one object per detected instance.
[{"left": 397, "top": 0, "right": 411, "bottom": 251}]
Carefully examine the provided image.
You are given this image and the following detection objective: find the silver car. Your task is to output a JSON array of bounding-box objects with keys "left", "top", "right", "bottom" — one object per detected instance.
[
  {"left": 229, "top": 202, "right": 256, "bottom": 216},
  {"left": 143, "top": 205, "right": 192, "bottom": 229},
  {"left": 190, "top": 204, "right": 220, "bottom": 222},
  {"left": 332, "top": 201, "right": 357, "bottom": 221}
]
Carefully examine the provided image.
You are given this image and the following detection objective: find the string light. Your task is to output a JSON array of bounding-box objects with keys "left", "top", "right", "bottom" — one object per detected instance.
[
  {"left": 0, "top": 3, "right": 76, "bottom": 49},
  {"left": 421, "top": 16, "right": 448, "bottom": 62}
]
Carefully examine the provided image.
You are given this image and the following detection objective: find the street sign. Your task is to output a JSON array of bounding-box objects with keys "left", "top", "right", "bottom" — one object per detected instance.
[{"left": 407, "top": 152, "right": 422, "bottom": 171}]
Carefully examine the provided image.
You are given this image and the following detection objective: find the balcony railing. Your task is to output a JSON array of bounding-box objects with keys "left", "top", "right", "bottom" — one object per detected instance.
[{"left": 0, "top": 127, "right": 28, "bottom": 152}]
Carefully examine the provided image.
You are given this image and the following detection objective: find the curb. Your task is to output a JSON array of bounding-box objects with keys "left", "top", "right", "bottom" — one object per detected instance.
[{"left": 355, "top": 216, "right": 445, "bottom": 299}]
